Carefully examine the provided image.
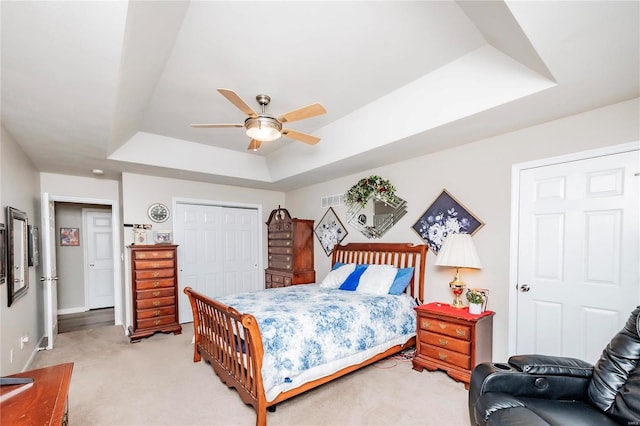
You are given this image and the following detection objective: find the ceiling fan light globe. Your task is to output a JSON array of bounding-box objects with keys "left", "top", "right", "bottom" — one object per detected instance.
[{"left": 245, "top": 116, "right": 282, "bottom": 142}]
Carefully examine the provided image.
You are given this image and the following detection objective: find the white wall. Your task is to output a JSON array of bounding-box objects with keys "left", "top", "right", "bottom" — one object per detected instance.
[
  {"left": 0, "top": 126, "right": 42, "bottom": 375},
  {"left": 120, "top": 173, "right": 285, "bottom": 329},
  {"left": 285, "top": 98, "right": 640, "bottom": 361}
]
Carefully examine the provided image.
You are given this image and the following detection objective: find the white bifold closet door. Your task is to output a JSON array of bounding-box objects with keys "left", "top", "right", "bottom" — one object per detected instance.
[{"left": 175, "top": 203, "right": 260, "bottom": 323}]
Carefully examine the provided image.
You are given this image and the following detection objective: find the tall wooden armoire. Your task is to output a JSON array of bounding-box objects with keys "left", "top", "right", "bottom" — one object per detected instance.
[{"left": 265, "top": 207, "right": 315, "bottom": 288}]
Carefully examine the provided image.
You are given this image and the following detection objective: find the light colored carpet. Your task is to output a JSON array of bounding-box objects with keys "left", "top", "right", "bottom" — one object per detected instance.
[{"left": 32, "top": 325, "right": 470, "bottom": 426}]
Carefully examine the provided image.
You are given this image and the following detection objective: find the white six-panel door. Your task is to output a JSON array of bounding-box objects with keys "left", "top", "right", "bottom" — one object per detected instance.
[
  {"left": 175, "top": 203, "right": 260, "bottom": 323},
  {"left": 516, "top": 149, "right": 639, "bottom": 363},
  {"left": 85, "top": 210, "right": 114, "bottom": 309}
]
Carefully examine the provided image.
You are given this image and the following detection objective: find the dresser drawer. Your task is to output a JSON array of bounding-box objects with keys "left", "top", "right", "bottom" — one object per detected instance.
[
  {"left": 269, "top": 246, "right": 293, "bottom": 255},
  {"left": 136, "top": 278, "right": 174, "bottom": 290},
  {"left": 421, "top": 343, "right": 471, "bottom": 370},
  {"left": 268, "top": 254, "right": 292, "bottom": 263},
  {"left": 419, "top": 317, "right": 471, "bottom": 341},
  {"left": 420, "top": 331, "right": 470, "bottom": 355},
  {"left": 134, "top": 259, "right": 174, "bottom": 270},
  {"left": 136, "top": 287, "right": 175, "bottom": 299},
  {"left": 267, "top": 273, "right": 292, "bottom": 286},
  {"left": 137, "top": 306, "right": 175, "bottom": 319},
  {"left": 137, "top": 296, "right": 175, "bottom": 310},
  {"left": 269, "top": 231, "right": 292, "bottom": 239},
  {"left": 134, "top": 250, "right": 175, "bottom": 260},
  {"left": 268, "top": 239, "right": 293, "bottom": 247},
  {"left": 135, "top": 268, "right": 175, "bottom": 280},
  {"left": 268, "top": 221, "right": 292, "bottom": 232},
  {"left": 137, "top": 315, "right": 176, "bottom": 329},
  {"left": 268, "top": 260, "right": 292, "bottom": 270}
]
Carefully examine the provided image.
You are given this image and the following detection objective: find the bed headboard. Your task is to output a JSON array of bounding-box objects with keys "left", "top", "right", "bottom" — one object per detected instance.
[{"left": 331, "top": 242, "right": 427, "bottom": 303}]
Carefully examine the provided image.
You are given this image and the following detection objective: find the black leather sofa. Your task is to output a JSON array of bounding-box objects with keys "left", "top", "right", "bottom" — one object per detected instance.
[{"left": 469, "top": 306, "right": 640, "bottom": 425}]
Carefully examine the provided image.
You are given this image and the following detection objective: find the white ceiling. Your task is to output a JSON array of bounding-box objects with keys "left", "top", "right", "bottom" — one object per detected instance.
[{"left": 2, "top": 1, "right": 638, "bottom": 191}]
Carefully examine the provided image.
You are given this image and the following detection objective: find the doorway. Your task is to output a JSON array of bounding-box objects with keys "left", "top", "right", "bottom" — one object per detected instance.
[
  {"left": 509, "top": 142, "right": 639, "bottom": 361},
  {"left": 42, "top": 194, "right": 122, "bottom": 348}
]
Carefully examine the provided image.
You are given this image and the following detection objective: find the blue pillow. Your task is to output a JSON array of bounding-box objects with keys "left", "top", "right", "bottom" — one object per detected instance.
[
  {"left": 388, "top": 267, "right": 415, "bottom": 295},
  {"left": 339, "top": 264, "right": 368, "bottom": 291},
  {"left": 332, "top": 261, "right": 345, "bottom": 270}
]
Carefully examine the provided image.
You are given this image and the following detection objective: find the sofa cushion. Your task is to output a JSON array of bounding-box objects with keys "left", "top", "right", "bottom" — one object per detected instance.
[
  {"left": 588, "top": 305, "right": 640, "bottom": 424},
  {"left": 518, "top": 397, "right": 621, "bottom": 426}
]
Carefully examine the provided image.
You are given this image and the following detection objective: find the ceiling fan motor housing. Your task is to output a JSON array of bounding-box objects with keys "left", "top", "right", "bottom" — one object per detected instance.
[{"left": 245, "top": 115, "right": 282, "bottom": 142}]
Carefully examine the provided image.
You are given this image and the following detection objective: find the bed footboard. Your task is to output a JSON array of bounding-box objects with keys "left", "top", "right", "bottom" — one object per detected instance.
[{"left": 184, "top": 287, "right": 269, "bottom": 426}]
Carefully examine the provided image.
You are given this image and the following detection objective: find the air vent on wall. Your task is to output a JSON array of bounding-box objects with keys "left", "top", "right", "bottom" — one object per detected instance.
[{"left": 321, "top": 193, "right": 346, "bottom": 208}]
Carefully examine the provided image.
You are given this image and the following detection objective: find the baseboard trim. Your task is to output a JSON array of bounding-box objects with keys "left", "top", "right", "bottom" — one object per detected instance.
[{"left": 57, "top": 307, "right": 87, "bottom": 315}]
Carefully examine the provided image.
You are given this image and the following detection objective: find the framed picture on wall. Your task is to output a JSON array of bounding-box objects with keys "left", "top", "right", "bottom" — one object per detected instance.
[
  {"left": 60, "top": 227, "right": 79, "bottom": 246},
  {"left": 0, "top": 223, "right": 5, "bottom": 284},
  {"left": 28, "top": 225, "right": 40, "bottom": 266},
  {"left": 412, "top": 189, "right": 484, "bottom": 254},
  {"left": 314, "top": 207, "right": 348, "bottom": 256}
]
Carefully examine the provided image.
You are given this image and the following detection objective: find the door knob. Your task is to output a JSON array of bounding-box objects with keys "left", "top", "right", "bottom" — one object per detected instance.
[
  {"left": 89, "top": 264, "right": 95, "bottom": 267},
  {"left": 520, "top": 284, "right": 530, "bottom": 292}
]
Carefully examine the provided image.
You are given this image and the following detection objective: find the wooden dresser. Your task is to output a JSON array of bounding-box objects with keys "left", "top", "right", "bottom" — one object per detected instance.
[
  {"left": 412, "top": 302, "right": 494, "bottom": 389},
  {"left": 128, "top": 244, "right": 182, "bottom": 342},
  {"left": 265, "top": 207, "right": 315, "bottom": 288},
  {"left": 1, "top": 362, "right": 73, "bottom": 425}
]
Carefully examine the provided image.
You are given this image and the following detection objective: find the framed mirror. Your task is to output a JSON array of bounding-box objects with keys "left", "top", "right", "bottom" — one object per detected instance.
[
  {"left": 346, "top": 193, "right": 408, "bottom": 239},
  {"left": 7, "top": 206, "right": 29, "bottom": 306}
]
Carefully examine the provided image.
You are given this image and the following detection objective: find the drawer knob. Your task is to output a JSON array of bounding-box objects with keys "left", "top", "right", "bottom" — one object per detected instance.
[
  {"left": 438, "top": 338, "right": 448, "bottom": 347},
  {"left": 154, "top": 320, "right": 161, "bottom": 326},
  {"left": 153, "top": 272, "right": 160, "bottom": 277},
  {"left": 456, "top": 329, "right": 466, "bottom": 337},
  {"left": 439, "top": 324, "right": 447, "bottom": 330},
  {"left": 153, "top": 301, "right": 160, "bottom": 307},
  {"left": 152, "top": 253, "right": 159, "bottom": 257},
  {"left": 151, "top": 262, "right": 159, "bottom": 268},
  {"left": 153, "top": 291, "right": 160, "bottom": 297},
  {"left": 153, "top": 281, "right": 160, "bottom": 288},
  {"left": 154, "top": 310, "right": 161, "bottom": 316},
  {"left": 423, "top": 320, "right": 431, "bottom": 329},
  {"left": 438, "top": 353, "right": 448, "bottom": 361}
]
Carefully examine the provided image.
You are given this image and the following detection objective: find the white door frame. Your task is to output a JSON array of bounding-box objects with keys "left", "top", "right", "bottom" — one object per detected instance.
[
  {"left": 44, "top": 195, "right": 123, "bottom": 327},
  {"left": 508, "top": 141, "right": 640, "bottom": 356}
]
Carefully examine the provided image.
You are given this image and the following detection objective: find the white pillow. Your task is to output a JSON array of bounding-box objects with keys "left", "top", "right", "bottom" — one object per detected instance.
[
  {"left": 355, "top": 264, "right": 398, "bottom": 295},
  {"left": 319, "top": 263, "right": 357, "bottom": 288}
]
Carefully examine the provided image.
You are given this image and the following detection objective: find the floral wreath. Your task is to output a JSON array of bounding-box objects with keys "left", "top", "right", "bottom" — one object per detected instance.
[{"left": 345, "top": 175, "right": 396, "bottom": 208}]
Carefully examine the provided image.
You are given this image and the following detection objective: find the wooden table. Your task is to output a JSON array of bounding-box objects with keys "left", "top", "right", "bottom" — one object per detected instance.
[{"left": 1, "top": 362, "right": 73, "bottom": 425}]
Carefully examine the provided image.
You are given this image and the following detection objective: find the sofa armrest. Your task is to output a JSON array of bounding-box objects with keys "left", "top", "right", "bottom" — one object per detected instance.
[
  {"left": 468, "top": 359, "right": 593, "bottom": 422},
  {"left": 508, "top": 354, "right": 594, "bottom": 377}
]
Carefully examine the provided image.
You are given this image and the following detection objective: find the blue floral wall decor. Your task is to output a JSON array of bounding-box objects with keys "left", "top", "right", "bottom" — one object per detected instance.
[
  {"left": 314, "top": 207, "right": 348, "bottom": 256},
  {"left": 412, "top": 189, "right": 484, "bottom": 254}
]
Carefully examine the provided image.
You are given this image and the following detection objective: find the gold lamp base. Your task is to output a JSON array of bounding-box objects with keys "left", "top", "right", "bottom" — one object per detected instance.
[{"left": 449, "top": 268, "right": 466, "bottom": 309}]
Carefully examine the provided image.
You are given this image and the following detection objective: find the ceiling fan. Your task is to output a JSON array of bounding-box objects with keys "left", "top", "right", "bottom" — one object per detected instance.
[{"left": 192, "top": 88, "right": 327, "bottom": 151}]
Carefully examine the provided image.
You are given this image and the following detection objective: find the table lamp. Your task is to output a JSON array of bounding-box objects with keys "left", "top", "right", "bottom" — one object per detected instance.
[{"left": 435, "top": 233, "right": 482, "bottom": 308}]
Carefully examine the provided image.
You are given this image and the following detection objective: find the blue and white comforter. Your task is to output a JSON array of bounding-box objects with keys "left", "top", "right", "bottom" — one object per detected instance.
[{"left": 217, "top": 284, "right": 416, "bottom": 401}]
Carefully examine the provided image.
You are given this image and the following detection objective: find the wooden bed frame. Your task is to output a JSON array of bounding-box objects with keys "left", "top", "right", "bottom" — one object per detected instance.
[{"left": 184, "top": 242, "right": 427, "bottom": 426}]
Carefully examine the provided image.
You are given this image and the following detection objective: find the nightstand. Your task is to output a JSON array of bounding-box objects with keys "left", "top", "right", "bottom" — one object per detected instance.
[{"left": 412, "top": 302, "right": 494, "bottom": 389}]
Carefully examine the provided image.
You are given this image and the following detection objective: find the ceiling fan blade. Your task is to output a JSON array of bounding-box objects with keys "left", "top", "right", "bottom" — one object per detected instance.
[
  {"left": 217, "top": 88, "right": 258, "bottom": 118},
  {"left": 278, "top": 103, "right": 326, "bottom": 123},
  {"left": 191, "top": 123, "right": 244, "bottom": 128},
  {"left": 247, "top": 139, "right": 262, "bottom": 151},
  {"left": 282, "top": 129, "right": 320, "bottom": 145}
]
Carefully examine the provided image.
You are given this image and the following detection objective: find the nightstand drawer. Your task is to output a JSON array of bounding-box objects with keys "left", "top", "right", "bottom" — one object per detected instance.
[
  {"left": 134, "top": 250, "right": 175, "bottom": 260},
  {"left": 421, "top": 343, "right": 471, "bottom": 370},
  {"left": 420, "top": 331, "right": 470, "bottom": 354},
  {"left": 419, "top": 318, "right": 471, "bottom": 340}
]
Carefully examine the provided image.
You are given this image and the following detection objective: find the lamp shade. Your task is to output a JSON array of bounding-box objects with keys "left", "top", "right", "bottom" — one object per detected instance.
[{"left": 434, "top": 233, "right": 482, "bottom": 269}]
